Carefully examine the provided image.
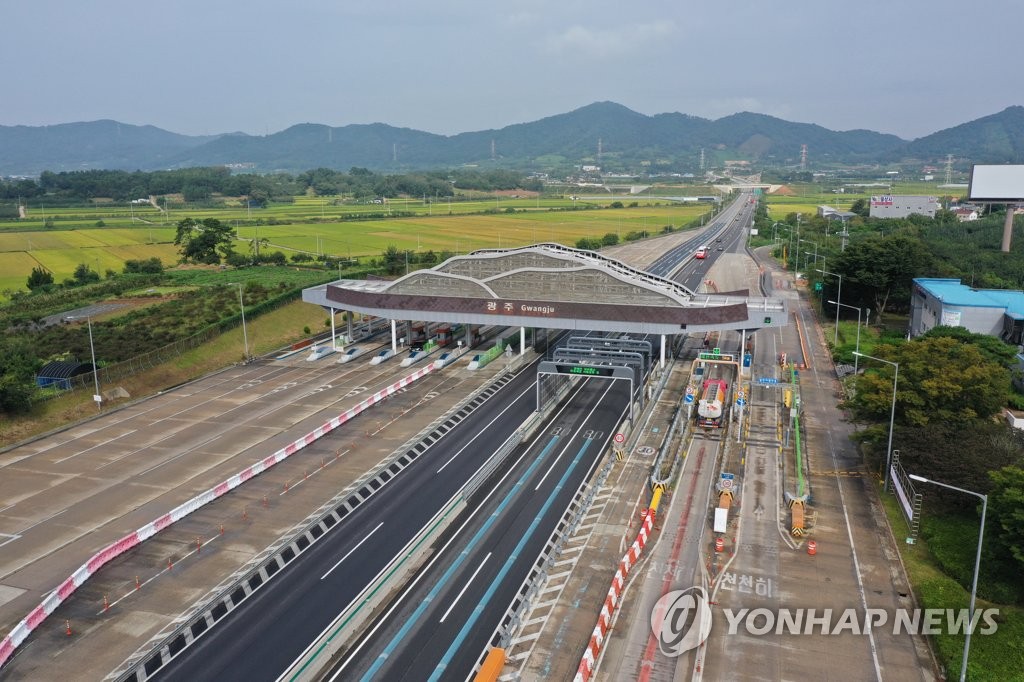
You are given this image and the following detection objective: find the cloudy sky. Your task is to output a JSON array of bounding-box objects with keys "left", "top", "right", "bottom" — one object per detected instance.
[{"left": 4, "top": 0, "right": 1021, "bottom": 141}]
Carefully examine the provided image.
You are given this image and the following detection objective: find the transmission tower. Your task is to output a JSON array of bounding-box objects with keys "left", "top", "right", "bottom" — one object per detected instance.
[
  {"left": 944, "top": 154, "right": 954, "bottom": 185},
  {"left": 699, "top": 148, "right": 705, "bottom": 172},
  {"left": 597, "top": 137, "right": 603, "bottom": 161},
  {"left": 491, "top": 139, "right": 496, "bottom": 161},
  {"left": 800, "top": 144, "right": 808, "bottom": 171}
]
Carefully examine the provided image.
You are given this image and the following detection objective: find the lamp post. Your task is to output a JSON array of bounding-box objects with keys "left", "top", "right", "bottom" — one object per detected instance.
[
  {"left": 800, "top": 239, "right": 818, "bottom": 268},
  {"left": 829, "top": 300, "right": 862, "bottom": 384},
  {"left": 231, "top": 283, "right": 250, "bottom": 362},
  {"left": 853, "top": 351, "right": 898, "bottom": 491},
  {"left": 908, "top": 474, "right": 986, "bottom": 682},
  {"left": 817, "top": 269, "right": 843, "bottom": 346},
  {"left": 67, "top": 315, "right": 102, "bottom": 410}
]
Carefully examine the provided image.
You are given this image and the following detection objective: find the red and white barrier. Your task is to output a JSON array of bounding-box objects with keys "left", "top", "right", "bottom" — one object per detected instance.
[
  {"left": 0, "top": 365, "right": 435, "bottom": 669},
  {"left": 574, "top": 507, "right": 656, "bottom": 682}
]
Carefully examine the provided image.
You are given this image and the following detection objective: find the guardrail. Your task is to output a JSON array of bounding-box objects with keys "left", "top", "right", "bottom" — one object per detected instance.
[{"left": 0, "top": 364, "right": 437, "bottom": 670}]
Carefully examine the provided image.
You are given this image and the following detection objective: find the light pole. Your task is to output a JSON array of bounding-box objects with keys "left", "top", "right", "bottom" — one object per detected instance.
[
  {"left": 829, "top": 300, "right": 862, "bottom": 383},
  {"left": 817, "top": 268, "right": 843, "bottom": 346},
  {"left": 908, "top": 474, "right": 986, "bottom": 682},
  {"left": 231, "top": 283, "right": 250, "bottom": 362},
  {"left": 67, "top": 315, "right": 102, "bottom": 410},
  {"left": 800, "top": 239, "right": 818, "bottom": 267},
  {"left": 853, "top": 351, "right": 898, "bottom": 491}
]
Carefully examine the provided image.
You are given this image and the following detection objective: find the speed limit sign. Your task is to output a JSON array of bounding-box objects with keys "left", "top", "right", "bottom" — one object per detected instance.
[{"left": 614, "top": 432, "right": 625, "bottom": 444}]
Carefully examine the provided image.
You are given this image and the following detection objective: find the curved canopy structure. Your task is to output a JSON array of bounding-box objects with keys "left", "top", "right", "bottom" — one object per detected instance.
[{"left": 302, "top": 243, "right": 788, "bottom": 335}]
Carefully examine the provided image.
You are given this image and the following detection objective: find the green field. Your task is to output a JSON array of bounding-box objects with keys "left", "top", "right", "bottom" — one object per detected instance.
[{"left": 0, "top": 197, "right": 711, "bottom": 298}]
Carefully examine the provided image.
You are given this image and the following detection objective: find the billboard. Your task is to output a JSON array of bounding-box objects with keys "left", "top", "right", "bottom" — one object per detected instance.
[{"left": 969, "top": 165, "right": 1024, "bottom": 202}]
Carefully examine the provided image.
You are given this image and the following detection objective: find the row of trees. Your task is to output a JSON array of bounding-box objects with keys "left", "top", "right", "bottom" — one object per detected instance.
[
  {"left": 0, "top": 167, "right": 542, "bottom": 204},
  {"left": 843, "top": 327, "right": 1024, "bottom": 600}
]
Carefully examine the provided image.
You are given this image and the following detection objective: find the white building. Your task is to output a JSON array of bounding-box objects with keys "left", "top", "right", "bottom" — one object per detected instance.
[{"left": 869, "top": 195, "right": 940, "bottom": 219}]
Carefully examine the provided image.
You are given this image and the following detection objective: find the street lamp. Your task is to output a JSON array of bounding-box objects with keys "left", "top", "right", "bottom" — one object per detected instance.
[
  {"left": 828, "top": 300, "right": 862, "bottom": 383},
  {"left": 800, "top": 239, "right": 818, "bottom": 268},
  {"left": 67, "top": 315, "right": 102, "bottom": 410},
  {"left": 908, "top": 474, "right": 986, "bottom": 682},
  {"left": 817, "top": 268, "right": 843, "bottom": 346},
  {"left": 230, "top": 283, "right": 250, "bottom": 362},
  {"left": 853, "top": 351, "right": 898, "bottom": 492}
]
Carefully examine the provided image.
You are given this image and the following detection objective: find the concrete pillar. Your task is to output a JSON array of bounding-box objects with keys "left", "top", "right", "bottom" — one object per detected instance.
[
  {"left": 1002, "top": 206, "right": 1016, "bottom": 253},
  {"left": 347, "top": 312, "right": 354, "bottom": 342},
  {"left": 660, "top": 334, "right": 666, "bottom": 369},
  {"left": 329, "top": 307, "right": 337, "bottom": 349},
  {"left": 520, "top": 327, "right": 526, "bottom": 355},
  {"left": 391, "top": 319, "right": 397, "bottom": 355}
]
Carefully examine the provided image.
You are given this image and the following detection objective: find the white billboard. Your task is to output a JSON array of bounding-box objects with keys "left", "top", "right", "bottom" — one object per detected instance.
[{"left": 968, "top": 165, "right": 1024, "bottom": 202}]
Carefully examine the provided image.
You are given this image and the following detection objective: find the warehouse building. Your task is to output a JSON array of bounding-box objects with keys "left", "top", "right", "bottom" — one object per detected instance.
[{"left": 869, "top": 194, "right": 940, "bottom": 218}]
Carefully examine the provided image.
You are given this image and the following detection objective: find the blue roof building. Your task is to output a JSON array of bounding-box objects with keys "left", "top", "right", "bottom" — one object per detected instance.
[{"left": 910, "top": 278, "right": 1024, "bottom": 344}]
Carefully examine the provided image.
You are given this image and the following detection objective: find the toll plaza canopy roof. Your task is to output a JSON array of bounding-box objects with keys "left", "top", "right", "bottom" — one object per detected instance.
[{"left": 302, "top": 243, "right": 788, "bottom": 335}]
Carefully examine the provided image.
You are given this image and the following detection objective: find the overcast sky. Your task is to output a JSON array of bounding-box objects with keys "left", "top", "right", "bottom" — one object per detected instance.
[{"left": 3, "top": 1, "right": 1021, "bottom": 141}]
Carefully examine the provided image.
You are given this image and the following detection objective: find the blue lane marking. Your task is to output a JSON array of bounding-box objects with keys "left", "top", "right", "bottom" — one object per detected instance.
[
  {"left": 359, "top": 435, "right": 561, "bottom": 681},
  {"left": 429, "top": 437, "right": 594, "bottom": 681}
]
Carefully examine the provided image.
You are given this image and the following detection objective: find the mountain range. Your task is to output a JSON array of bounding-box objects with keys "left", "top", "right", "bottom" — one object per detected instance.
[{"left": 2, "top": 102, "right": 1023, "bottom": 176}]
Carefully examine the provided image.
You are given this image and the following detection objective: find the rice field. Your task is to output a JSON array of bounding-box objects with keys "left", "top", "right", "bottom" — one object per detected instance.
[{"left": 0, "top": 197, "right": 711, "bottom": 298}]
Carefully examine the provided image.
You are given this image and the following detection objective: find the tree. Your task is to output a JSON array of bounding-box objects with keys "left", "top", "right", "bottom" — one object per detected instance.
[
  {"left": 601, "top": 232, "right": 620, "bottom": 246},
  {"left": 848, "top": 338, "right": 1010, "bottom": 427},
  {"left": 892, "top": 422, "right": 1023, "bottom": 507},
  {"left": 73, "top": 263, "right": 100, "bottom": 285},
  {"left": 123, "top": 257, "right": 163, "bottom": 274},
  {"left": 0, "top": 336, "right": 41, "bottom": 414},
  {"left": 831, "top": 233, "right": 933, "bottom": 319},
  {"left": 850, "top": 198, "right": 869, "bottom": 217},
  {"left": 382, "top": 245, "right": 404, "bottom": 275},
  {"left": 26, "top": 266, "right": 53, "bottom": 290},
  {"left": 988, "top": 466, "right": 1024, "bottom": 569},
  {"left": 174, "top": 217, "right": 237, "bottom": 264}
]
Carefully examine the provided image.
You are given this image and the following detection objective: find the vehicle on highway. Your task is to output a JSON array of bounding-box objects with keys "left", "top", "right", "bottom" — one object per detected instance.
[
  {"left": 695, "top": 246, "right": 709, "bottom": 259},
  {"left": 697, "top": 378, "right": 728, "bottom": 428}
]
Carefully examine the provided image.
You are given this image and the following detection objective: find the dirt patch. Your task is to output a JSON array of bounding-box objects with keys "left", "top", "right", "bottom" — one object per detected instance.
[{"left": 772, "top": 185, "right": 797, "bottom": 196}]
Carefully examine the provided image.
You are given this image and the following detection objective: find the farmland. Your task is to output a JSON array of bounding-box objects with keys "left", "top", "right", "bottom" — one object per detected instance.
[{"left": 0, "top": 195, "right": 711, "bottom": 297}]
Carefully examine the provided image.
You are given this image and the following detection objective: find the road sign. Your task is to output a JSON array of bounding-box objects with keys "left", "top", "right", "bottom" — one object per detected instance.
[
  {"left": 757, "top": 377, "right": 779, "bottom": 385},
  {"left": 720, "top": 472, "right": 735, "bottom": 480},
  {"left": 738, "top": 389, "right": 746, "bottom": 398},
  {"left": 614, "top": 432, "right": 625, "bottom": 444},
  {"left": 685, "top": 385, "right": 695, "bottom": 395},
  {"left": 736, "top": 398, "right": 746, "bottom": 406},
  {"left": 814, "top": 282, "right": 823, "bottom": 292},
  {"left": 684, "top": 394, "right": 694, "bottom": 404},
  {"left": 721, "top": 478, "right": 734, "bottom": 490}
]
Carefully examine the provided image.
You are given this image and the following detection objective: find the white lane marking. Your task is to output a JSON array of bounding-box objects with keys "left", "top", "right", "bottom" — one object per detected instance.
[
  {"left": 439, "top": 552, "right": 490, "bottom": 623},
  {"left": 321, "top": 522, "right": 384, "bottom": 580},
  {"left": 14, "top": 508, "right": 68, "bottom": 535},
  {"left": 54, "top": 429, "right": 139, "bottom": 464},
  {"left": 435, "top": 383, "right": 535, "bottom": 474},
  {"left": 534, "top": 381, "right": 614, "bottom": 491}
]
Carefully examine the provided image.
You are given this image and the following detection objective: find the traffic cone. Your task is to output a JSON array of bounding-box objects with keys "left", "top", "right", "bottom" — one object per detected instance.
[{"left": 66, "top": 619, "right": 72, "bottom": 636}]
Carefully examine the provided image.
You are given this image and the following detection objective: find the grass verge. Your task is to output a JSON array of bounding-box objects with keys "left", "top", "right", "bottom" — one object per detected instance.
[{"left": 879, "top": 487, "right": 1024, "bottom": 681}]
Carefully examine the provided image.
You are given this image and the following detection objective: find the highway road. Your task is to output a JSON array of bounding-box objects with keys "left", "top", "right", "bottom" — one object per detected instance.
[
  {"left": 334, "top": 379, "right": 630, "bottom": 681},
  {"left": 151, "top": 357, "right": 548, "bottom": 680}
]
